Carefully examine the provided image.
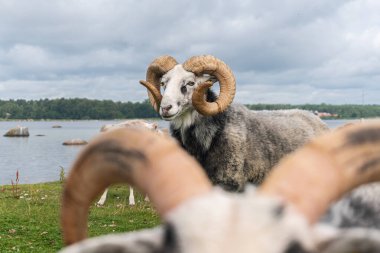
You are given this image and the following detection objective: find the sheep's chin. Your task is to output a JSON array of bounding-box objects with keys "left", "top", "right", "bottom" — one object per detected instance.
[{"left": 171, "top": 109, "right": 199, "bottom": 131}]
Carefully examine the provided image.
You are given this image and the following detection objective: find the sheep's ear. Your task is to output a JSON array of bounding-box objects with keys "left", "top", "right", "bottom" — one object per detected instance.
[
  {"left": 313, "top": 226, "right": 380, "bottom": 253},
  {"left": 208, "top": 75, "right": 218, "bottom": 83},
  {"left": 197, "top": 74, "right": 218, "bottom": 84}
]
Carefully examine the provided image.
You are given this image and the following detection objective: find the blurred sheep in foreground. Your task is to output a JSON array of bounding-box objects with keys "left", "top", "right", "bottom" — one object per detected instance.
[{"left": 60, "top": 121, "right": 380, "bottom": 253}]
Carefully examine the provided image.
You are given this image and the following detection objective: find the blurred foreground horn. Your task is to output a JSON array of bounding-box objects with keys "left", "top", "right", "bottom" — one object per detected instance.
[
  {"left": 61, "top": 128, "right": 211, "bottom": 245},
  {"left": 259, "top": 121, "right": 380, "bottom": 223}
]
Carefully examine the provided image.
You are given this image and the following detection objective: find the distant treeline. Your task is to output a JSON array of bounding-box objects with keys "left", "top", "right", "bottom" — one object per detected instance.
[
  {"left": 246, "top": 103, "right": 380, "bottom": 119},
  {"left": 0, "top": 98, "right": 379, "bottom": 119},
  {"left": 0, "top": 98, "right": 157, "bottom": 119}
]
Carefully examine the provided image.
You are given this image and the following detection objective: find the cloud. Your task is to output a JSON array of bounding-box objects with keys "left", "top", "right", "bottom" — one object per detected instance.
[{"left": 0, "top": 0, "right": 379, "bottom": 104}]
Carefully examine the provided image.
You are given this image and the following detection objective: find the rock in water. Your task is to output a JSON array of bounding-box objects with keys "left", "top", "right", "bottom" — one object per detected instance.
[
  {"left": 4, "top": 126, "right": 30, "bottom": 137},
  {"left": 62, "top": 139, "right": 88, "bottom": 146}
]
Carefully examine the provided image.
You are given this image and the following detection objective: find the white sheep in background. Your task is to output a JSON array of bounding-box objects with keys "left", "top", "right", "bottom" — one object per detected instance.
[
  {"left": 139, "top": 55, "right": 328, "bottom": 191},
  {"left": 60, "top": 122, "right": 380, "bottom": 253},
  {"left": 96, "top": 120, "right": 160, "bottom": 206}
]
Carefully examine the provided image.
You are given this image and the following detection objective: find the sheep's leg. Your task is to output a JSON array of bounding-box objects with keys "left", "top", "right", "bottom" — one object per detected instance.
[
  {"left": 96, "top": 188, "right": 109, "bottom": 206},
  {"left": 129, "top": 186, "right": 135, "bottom": 205}
]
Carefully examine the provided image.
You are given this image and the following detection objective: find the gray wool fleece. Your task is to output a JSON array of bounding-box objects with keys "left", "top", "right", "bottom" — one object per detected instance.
[{"left": 170, "top": 92, "right": 328, "bottom": 191}]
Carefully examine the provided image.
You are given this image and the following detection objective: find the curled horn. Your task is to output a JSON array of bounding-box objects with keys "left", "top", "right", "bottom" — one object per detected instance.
[
  {"left": 61, "top": 128, "right": 211, "bottom": 245},
  {"left": 259, "top": 122, "right": 380, "bottom": 223},
  {"left": 183, "top": 55, "right": 236, "bottom": 116},
  {"left": 139, "top": 56, "right": 178, "bottom": 112}
]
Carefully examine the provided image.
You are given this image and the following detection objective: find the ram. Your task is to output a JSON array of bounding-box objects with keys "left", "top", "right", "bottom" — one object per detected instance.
[
  {"left": 138, "top": 55, "right": 328, "bottom": 191},
  {"left": 60, "top": 122, "right": 380, "bottom": 253}
]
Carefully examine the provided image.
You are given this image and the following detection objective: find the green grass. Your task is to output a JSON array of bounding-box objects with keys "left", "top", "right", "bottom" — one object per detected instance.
[{"left": 0, "top": 182, "right": 160, "bottom": 253}]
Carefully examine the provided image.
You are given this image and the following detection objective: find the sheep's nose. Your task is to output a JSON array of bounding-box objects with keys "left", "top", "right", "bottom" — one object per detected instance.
[{"left": 161, "top": 105, "right": 172, "bottom": 114}]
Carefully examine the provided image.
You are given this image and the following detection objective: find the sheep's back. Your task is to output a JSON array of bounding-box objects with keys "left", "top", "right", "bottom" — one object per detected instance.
[
  {"left": 220, "top": 105, "right": 328, "bottom": 185},
  {"left": 249, "top": 108, "right": 328, "bottom": 144}
]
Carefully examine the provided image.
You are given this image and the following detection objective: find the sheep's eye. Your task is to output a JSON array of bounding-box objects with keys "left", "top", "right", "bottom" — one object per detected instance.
[
  {"left": 186, "top": 81, "right": 195, "bottom": 86},
  {"left": 160, "top": 82, "right": 165, "bottom": 87}
]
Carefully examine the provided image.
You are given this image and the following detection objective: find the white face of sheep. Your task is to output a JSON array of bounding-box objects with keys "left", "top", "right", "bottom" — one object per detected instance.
[{"left": 159, "top": 65, "right": 216, "bottom": 120}]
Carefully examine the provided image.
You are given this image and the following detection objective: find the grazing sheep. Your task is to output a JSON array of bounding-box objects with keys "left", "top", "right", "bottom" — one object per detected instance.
[
  {"left": 96, "top": 120, "right": 160, "bottom": 206},
  {"left": 60, "top": 122, "right": 380, "bottom": 253},
  {"left": 139, "top": 55, "right": 328, "bottom": 191}
]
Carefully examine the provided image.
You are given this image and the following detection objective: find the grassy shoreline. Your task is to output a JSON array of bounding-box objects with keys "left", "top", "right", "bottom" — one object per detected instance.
[{"left": 0, "top": 182, "right": 160, "bottom": 252}]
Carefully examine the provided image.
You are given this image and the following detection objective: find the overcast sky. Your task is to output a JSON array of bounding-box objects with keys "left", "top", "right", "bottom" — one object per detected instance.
[{"left": 0, "top": 0, "right": 379, "bottom": 104}]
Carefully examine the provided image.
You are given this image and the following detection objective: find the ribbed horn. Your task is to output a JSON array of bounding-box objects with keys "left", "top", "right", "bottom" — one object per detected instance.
[
  {"left": 259, "top": 122, "right": 380, "bottom": 223},
  {"left": 61, "top": 128, "right": 212, "bottom": 245},
  {"left": 183, "top": 55, "right": 236, "bottom": 116},
  {"left": 139, "top": 56, "right": 178, "bottom": 112}
]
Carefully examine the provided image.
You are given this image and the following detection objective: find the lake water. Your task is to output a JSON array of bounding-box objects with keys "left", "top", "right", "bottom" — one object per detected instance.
[
  {"left": 0, "top": 120, "right": 169, "bottom": 185},
  {"left": 0, "top": 119, "right": 361, "bottom": 185}
]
